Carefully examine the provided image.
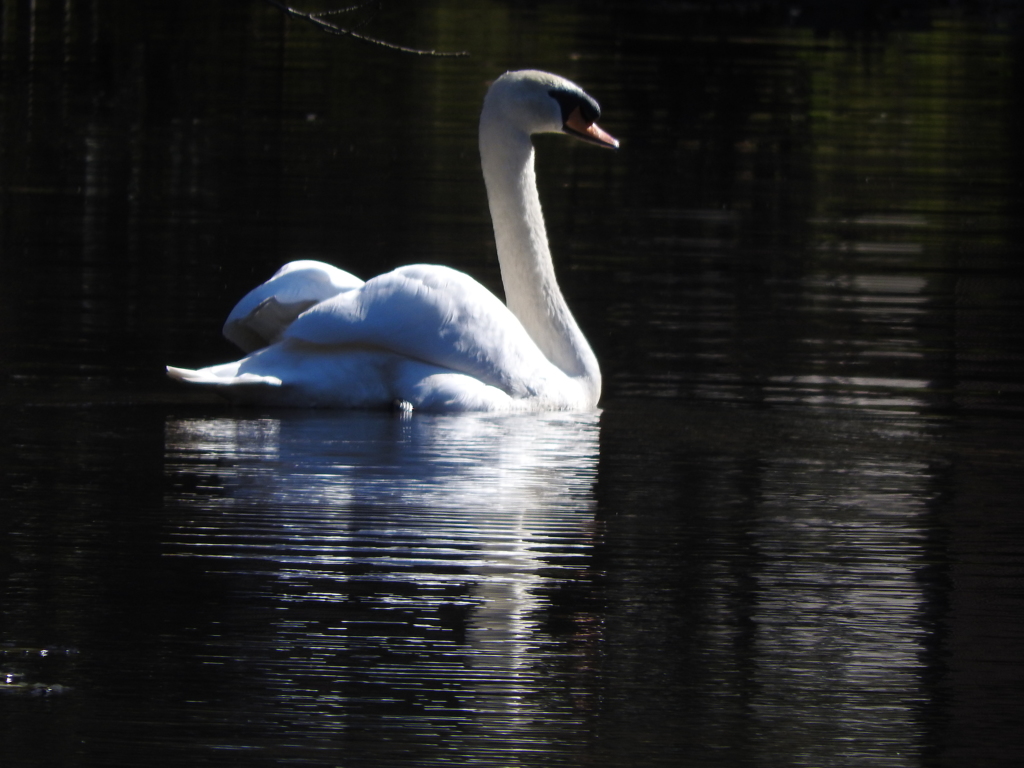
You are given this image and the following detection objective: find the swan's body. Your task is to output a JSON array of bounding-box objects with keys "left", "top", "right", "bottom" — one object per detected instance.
[{"left": 167, "top": 70, "right": 617, "bottom": 412}]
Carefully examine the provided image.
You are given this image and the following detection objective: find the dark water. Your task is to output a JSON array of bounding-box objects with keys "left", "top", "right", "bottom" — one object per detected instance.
[{"left": 3, "top": 2, "right": 1024, "bottom": 766}]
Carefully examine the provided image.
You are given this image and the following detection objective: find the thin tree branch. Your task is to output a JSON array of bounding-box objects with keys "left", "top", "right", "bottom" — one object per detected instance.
[
  {"left": 262, "top": 0, "right": 469, "bottom": 57},
  {"left": 312, "top": 1, "right": 378, "bottom": 20}
]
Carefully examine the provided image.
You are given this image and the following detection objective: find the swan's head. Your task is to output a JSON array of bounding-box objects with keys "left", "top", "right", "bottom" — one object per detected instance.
[{"left": 482, "top": 70, "right": 618, "bottom": 149}]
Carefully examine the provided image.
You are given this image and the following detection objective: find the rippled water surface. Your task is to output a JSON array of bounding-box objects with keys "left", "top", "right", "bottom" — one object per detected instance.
[{"left": 3, "top": 2, "right": 1024, "bottom": 766}]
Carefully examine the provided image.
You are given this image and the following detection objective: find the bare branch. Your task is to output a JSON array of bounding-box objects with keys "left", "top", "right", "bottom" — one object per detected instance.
[
  {"left": 311, "top": 1, "right": 378, "bottom": 20},
  {"left": 262, "top": 0, "right": 469, "bottom": 57}
]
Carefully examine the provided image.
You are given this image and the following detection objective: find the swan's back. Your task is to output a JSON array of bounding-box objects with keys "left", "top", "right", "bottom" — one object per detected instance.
[{"left": 284, "top": 265, "right": 573, "bottom": 402}]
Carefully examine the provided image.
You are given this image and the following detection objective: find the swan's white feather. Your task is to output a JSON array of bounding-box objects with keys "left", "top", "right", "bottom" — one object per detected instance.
[{"left": 168, "top": 262, "right": 582, "bottom": 410}]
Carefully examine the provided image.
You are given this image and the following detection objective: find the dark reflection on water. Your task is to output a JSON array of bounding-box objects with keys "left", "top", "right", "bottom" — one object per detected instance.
[
  {"left": 3, "top": 1, "right": 1024, "bottom": 766},
  {"left": 595, "top": 404, "right": 942, "bottom": 766},
  {"left": 605, "top": 13, "right": 1024, "bottom": 413}
]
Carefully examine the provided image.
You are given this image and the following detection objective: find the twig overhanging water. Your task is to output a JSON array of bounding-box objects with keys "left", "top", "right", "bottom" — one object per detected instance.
[{"left": 261, "top": 0, "right": 469, "bottom": 57}]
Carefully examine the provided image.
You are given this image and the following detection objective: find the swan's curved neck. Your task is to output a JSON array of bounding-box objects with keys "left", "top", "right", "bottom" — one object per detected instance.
[{"left": 479, "top": 115, "right": 601, "bottom": 405}]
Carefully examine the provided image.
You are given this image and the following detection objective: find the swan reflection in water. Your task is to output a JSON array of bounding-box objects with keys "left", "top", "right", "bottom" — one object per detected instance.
[{"left": 163, "top": 410, "right": 602, "bottom": 731}]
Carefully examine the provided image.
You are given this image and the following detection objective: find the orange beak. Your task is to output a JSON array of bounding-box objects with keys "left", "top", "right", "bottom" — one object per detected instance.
[{"left": 564, "top": 106, "right": 619, "bottom": 149}]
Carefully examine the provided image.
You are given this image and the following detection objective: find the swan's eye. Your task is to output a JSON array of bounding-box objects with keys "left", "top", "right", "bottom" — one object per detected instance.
[
  {"left": 578, "top": 100, "right": 600, "bottom": 124},
  {"left": 548, "top": 89, "right": 602, "bottom": 126}
]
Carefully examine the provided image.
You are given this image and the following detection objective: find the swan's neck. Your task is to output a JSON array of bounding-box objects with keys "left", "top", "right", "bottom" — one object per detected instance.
[{"left": 479, "top": 117, "right": 601, "bottom": 405}]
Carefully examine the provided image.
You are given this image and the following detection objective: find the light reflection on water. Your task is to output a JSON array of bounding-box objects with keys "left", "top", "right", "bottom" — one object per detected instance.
[{"left": 160, "top": 410, "right": 602, "bottom": 761}]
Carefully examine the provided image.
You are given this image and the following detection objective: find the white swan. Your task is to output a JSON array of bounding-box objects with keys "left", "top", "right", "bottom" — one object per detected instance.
[{"left": 167, "top": 70, "right": 618, "bottom": 412}]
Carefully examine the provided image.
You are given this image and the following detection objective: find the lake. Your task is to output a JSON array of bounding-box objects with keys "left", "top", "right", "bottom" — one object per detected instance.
[{"left": 2, "top": 1, "right": 1023, "bottom": 766}]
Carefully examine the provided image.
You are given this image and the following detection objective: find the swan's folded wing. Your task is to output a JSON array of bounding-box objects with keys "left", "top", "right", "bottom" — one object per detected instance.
[
  {"left": 223, "top": 260, "right": 365, "bottom": 352},
  {"left": 283, "top": 265, "right": 560, "bottom": 398},
  {"left": 224, "top": 297, "right": 321, "bottom": 353}
]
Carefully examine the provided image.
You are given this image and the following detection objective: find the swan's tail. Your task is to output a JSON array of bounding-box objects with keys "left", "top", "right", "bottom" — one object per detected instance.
[{"left": 166, "top": 365, "right": 282, "bottom": 387}]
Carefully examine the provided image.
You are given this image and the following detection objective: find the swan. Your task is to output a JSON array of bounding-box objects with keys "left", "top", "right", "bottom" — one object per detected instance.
[{"left": 166, "top": 70, "right": 618, "bottom": 412}]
